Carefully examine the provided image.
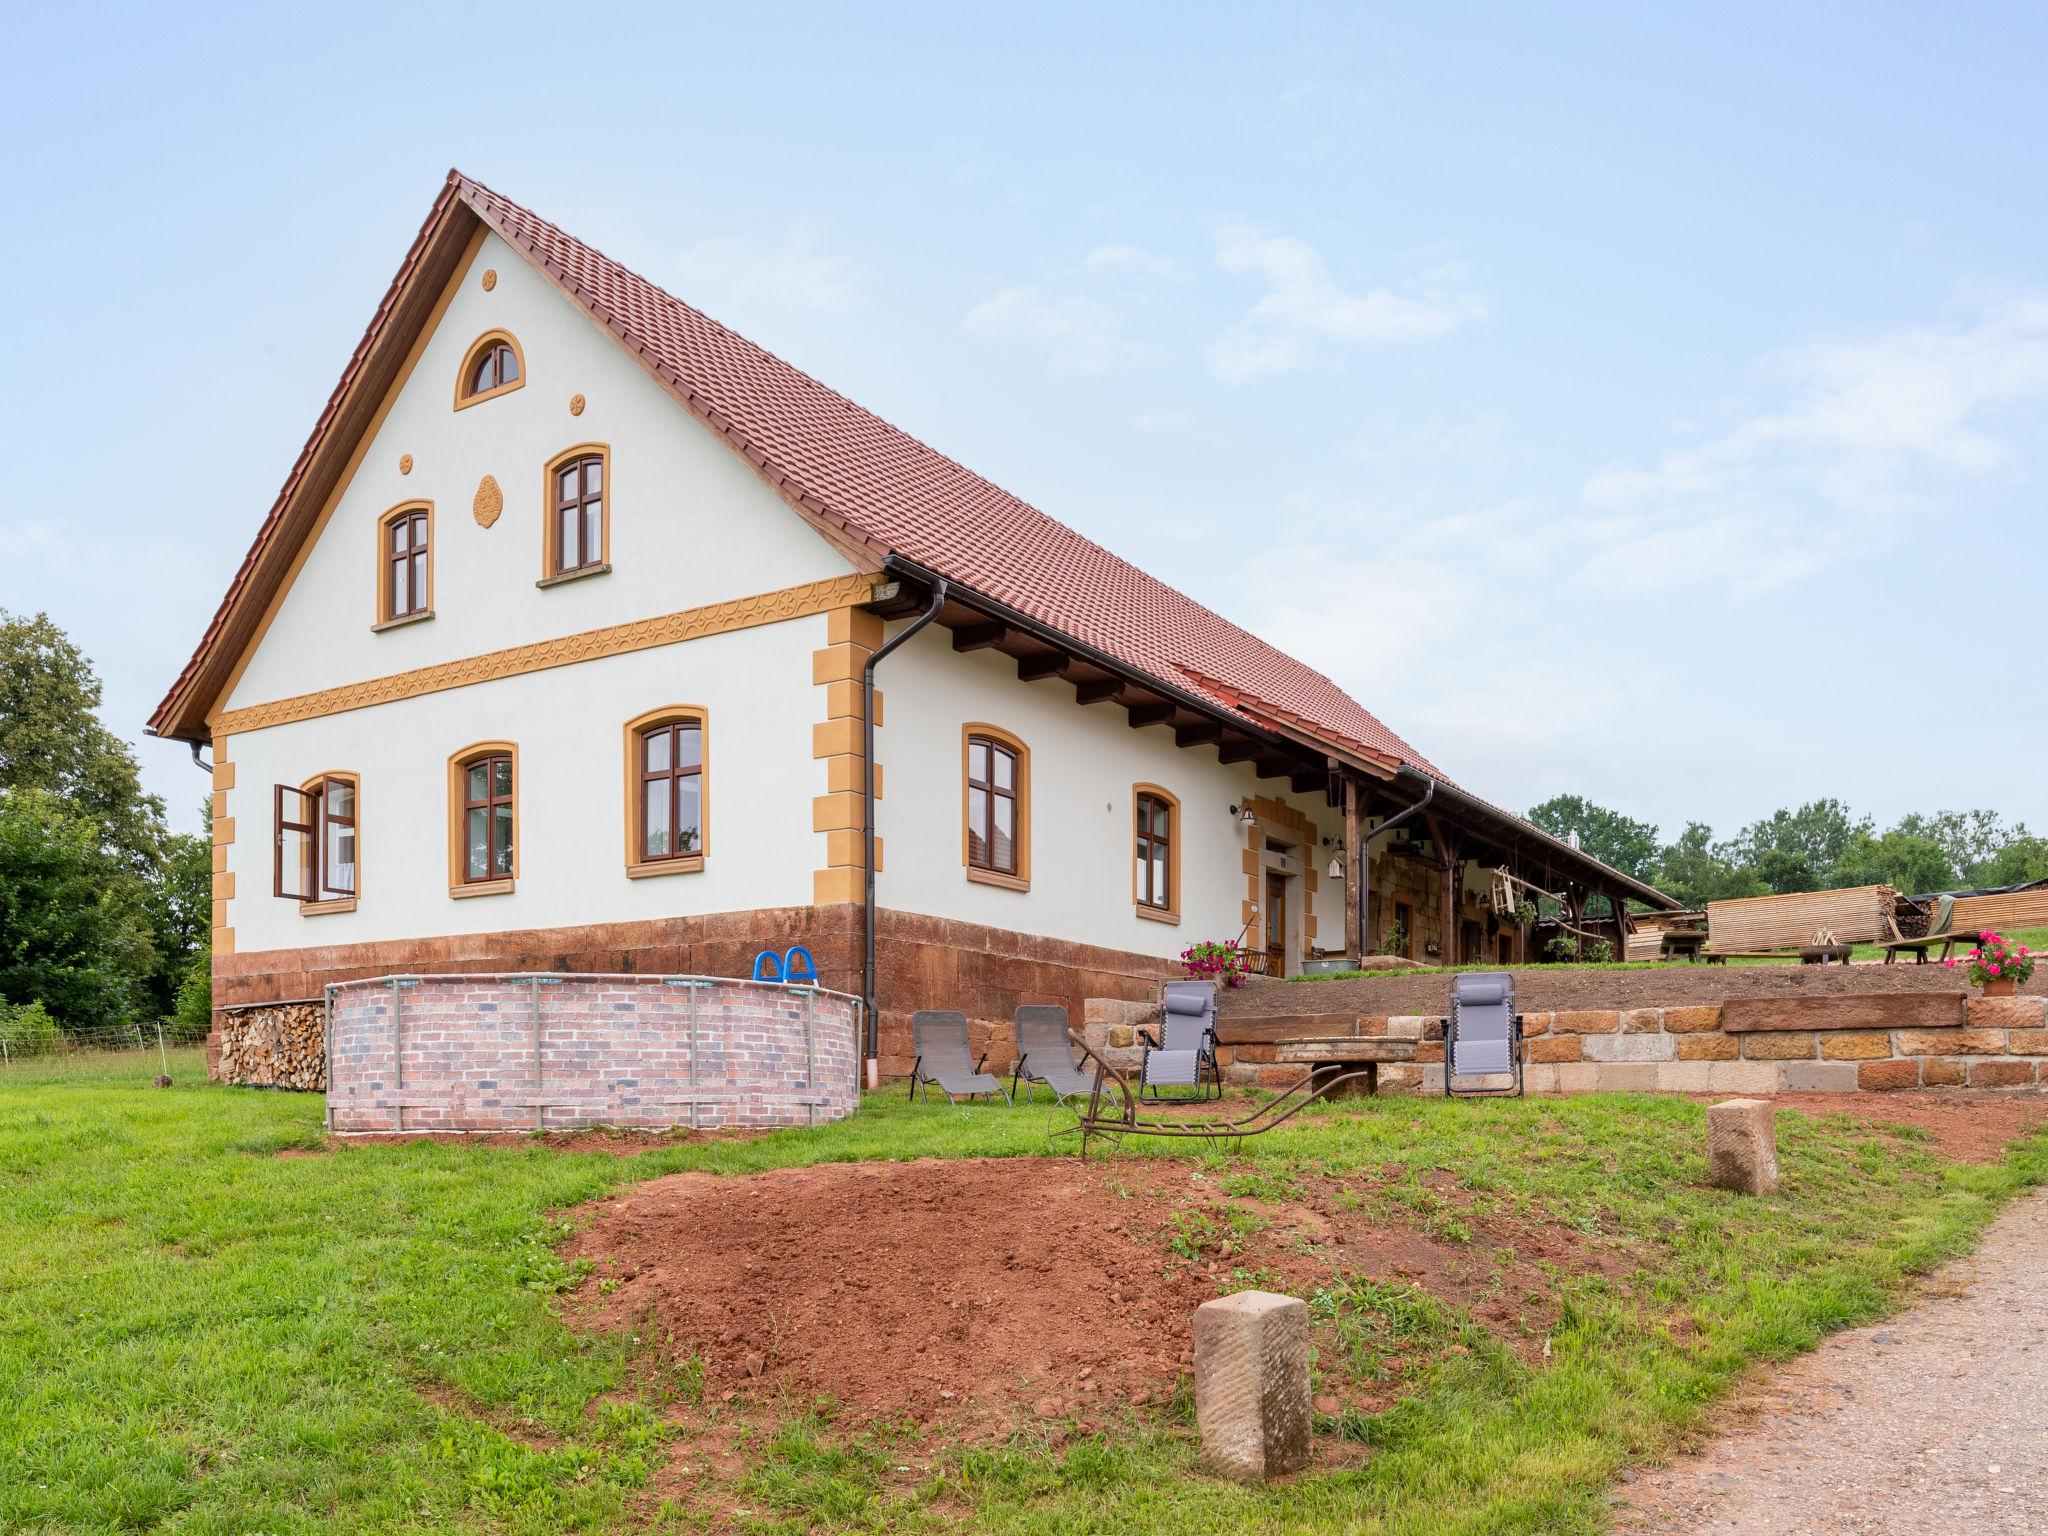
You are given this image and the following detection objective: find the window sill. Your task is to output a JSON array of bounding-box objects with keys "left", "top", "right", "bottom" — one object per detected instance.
[
  {"left": 537, "top": 561, "right": 611, "bottom": 590},
  {"left": 967, "top": 867, "right": 1029, "bottom": 892},
  {"left": 372, "top": 609, "right": 434, "bottom": 633},
  {"left": 626, "top": 855, "right": 705, "bottom": 879},
  {"left": 449, "top": 878, "right": 515, "bottom": 899},
  {"left": 1135, "top": 904, "right": 1181, "bottom": 925},
  {"left": 298, "top": 897, "right": 357, "bottom": 916}
]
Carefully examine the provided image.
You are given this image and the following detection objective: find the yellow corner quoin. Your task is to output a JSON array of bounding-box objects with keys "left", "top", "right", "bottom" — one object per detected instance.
[{"left": 215, "top": 573, "right": 878, "bottom": 735}]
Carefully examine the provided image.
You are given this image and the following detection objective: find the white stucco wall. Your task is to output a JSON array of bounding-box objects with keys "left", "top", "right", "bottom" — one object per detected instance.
[
  {"left": 874, "top": 627, "right": 1351, "bottom": 960},
  {"left": 224, "top": 616, "right": 826, "bottom": 954},
  {"left": 227, "top": 230, "right": 852, "bottom": 713}
]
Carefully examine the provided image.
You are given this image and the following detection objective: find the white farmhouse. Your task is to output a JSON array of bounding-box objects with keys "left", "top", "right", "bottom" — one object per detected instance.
[{"left": 151, "top": 172, "right": 1669, "bottom": 1079}]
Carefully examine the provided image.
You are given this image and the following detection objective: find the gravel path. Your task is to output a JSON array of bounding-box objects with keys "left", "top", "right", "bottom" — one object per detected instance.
[{"left": 1616, "top": 1187, "right": 2048, "bottom": 1534}]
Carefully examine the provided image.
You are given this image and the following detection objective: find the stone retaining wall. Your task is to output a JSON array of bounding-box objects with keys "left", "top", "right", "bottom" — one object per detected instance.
[
  {"left": 325, "top": 973, "right": 860, "bottom": 1133},
  {"left": 1086, "top": 992, "right": 2048, "bottom": 1094}
]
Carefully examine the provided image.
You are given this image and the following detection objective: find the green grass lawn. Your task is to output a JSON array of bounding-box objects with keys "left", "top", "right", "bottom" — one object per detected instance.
[{"left": 3, "top": 1050, "right": 2044, "bottom": 1535}]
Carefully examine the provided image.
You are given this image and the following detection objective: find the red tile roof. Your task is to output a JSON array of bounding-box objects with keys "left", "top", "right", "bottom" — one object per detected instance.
[
  {"left": 156, "top": 170, "right": 1443, "bottom": 782},
  {"left": 456, "top": 175, "right": 1448, "bottom": 780}
]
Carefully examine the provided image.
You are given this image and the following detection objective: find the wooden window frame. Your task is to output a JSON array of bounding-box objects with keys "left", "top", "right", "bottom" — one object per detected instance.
[
  {"left": 447, "top": 742, "right": 519, "bottom": 896},
  {"left": 960, "top": 723, "right": 1030, "bottom": 891},
  {"left": 1132, "top": 783, "right": 1181, "bottom": 922},
  {"left": 374, "top": 501, "right": 434, "bottom": 628},
  {"left": 541, "top": 444, "right": 611, "bottom": 584},
  {"left": 453, "top": 329, "right": 525, "bottom": 409},
  {"left": 622, "top": 707, "right": 708, "bottom": 878},
  {"left": 272, "top": 772, "right": 360, "bottom": 913}
]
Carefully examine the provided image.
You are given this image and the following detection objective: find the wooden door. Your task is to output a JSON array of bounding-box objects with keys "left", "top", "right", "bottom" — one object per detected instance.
[{"left": 1265, "top": 872, "right": 1288, "bottom": 975}]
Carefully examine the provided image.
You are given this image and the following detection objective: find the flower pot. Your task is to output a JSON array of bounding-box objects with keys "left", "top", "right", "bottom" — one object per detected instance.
[{"left": 1980, "top": 978, "right": 2017, "bottom": 997}]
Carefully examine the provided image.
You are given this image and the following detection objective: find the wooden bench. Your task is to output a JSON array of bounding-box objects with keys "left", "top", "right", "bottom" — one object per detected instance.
[{"left": 1704, "top": 947, "right": 1851, "bottom": 965}]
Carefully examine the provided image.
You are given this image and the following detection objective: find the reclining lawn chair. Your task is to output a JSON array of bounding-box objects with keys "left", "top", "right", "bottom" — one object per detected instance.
[
  {"left": 1011, "top": 1005, "right": 1094, "bottom": 1104},
  {"left": 1444, "top": 971, "right": 1523, "bottom": 1098},
  {"left": 907, "top": 1010, "right": 1011, "bottom": 1106},
  {"left": 1138, "top": 980, "right": 1220, "bottom": 1101},
  {"left": 1879, "top": 894, "right": 1972, "bottom": 965}
]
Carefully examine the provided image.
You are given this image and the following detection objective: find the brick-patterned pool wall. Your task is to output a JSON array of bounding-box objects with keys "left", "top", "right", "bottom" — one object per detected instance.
[{"left": 324, "top": 973, "right": 860, "bottom": 1134}]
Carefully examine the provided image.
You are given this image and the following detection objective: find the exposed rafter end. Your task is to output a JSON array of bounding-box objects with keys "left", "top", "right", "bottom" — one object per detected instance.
[
  {"left": 951, "top": 621, "right": 1007, "bottom": 653},
  {"left": 1175, "top": 722, "right": 1222, "bottom": 749},
  {"left": 1074, "top": 678, "right": 1123, "bottom": 705},
  {"left": 1016, "top": 652, "right": 1070, "bottom": 682},
  {"left": 1216, "top": 738, "right": 1261, "bottom": 764},
  {"left": 1126, "top": 700, "right": 1176, "bottom": 728}
]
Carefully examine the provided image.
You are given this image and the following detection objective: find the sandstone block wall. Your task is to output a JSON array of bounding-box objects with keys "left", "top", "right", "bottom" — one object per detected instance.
[
  {"left": 1209, "top": 993, "right": 2048, "bottom": 1094},
  {"left": 325, "top": 973, "right": 858, "bottom": 1133}
]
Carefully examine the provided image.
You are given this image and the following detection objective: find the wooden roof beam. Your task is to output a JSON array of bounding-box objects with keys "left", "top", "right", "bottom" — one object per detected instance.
[
  {"left": 951, "top": 621, "right": 1006, "bottom": 653},
  {"left": 1126, "top": 700, "right": 1176, "bottom": 728},
  {"left": 1016, "top": 651, "right": 1070, "bottom": 682},
  {"left": 1216, "top": 737, "right": 1261, "bottom": 764},
  {"left": 1074, "top": 677, "right": 1123, "bottom": 705},
  {"left": 1175, "top": 722, "right": 1222, "bottom": 749}
]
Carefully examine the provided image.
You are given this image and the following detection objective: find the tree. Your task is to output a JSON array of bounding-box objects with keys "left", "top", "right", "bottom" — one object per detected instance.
[
  {"left": 1730, "top": 799, "right": 1869, "bottom": 878},
  {"left": 1892, "top": 810, "right": 2034, "bottom": 888},
  {"left": 1652, "top": 822, "right": 1767, "bottom": 911},
  {"left": 0, "top": 611, "right": 167, "bottom": 877},
  {"left": 0, "top": 789, "right": 145, "bottom": 1030},
  {"left": 1526, "top": 794, "right": 1661, "bottom": 881},
  {"left": 1831, "top": 828, "right": 1958, "bottom": 897},
  {"left": 1752, "top": 847, "right": 1821, "bottom": 895},
  {"left": 1970, "top": 834, "right": 2048, "bottom": 889}
]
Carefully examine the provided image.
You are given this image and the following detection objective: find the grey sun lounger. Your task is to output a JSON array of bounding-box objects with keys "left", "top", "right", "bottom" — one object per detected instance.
[
  {"left": 1139, "top": 980, "right": 1221, "bottom": 1100},
  {"left": 907, "top": 1010, "right": 1012, "bottom": 1106},
  {"left": 1445, "top": 971, "right": 1523, "bottom": 1097},
  {"left": 1011, "top": 1005, "right": 1094, "bottom": 1104}
]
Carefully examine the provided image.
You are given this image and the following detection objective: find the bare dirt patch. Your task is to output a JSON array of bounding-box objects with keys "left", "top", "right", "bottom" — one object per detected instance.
[
  {"left": 1739, "top": 1090, "right": 2048, "bottom": 1165},
  {"left": 560, "top": 1154, "right": 1620, "bottom": 1435}
]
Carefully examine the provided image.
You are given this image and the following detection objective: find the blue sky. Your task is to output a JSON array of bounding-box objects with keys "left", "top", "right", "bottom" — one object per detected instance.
[{"left": 3, "top": 3, "right": 2043, "bottom": 842}]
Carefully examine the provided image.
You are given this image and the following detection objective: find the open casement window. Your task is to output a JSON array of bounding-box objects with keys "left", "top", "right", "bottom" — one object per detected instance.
[
  {"left": 273, "top": 776, "right": 358, "bottom": 906},
  {"left": 460, "top": 753, "right": 516, "bottom": 884},
  {"left": 966, "top": 737, "right": 1018, "bottom": 874},
  {"left": 960, "top": 725, "right": 1030, "bottom": 889},
  {"left": 1133, "top": 785, "right": 1179, "bottom": 919}
]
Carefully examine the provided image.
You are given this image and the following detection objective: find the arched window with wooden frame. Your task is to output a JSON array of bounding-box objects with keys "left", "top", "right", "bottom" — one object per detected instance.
[
  {"left": 375, "top": 502, "right": 432, "bottom": 626},
  {"left": 454, "top": 329, "right": 524, "bottom": 408},
  {"left": 272, "top": 771, "right": 359, "bottom": 913},
  {"left": 961, "top": 724, "right": 1030, "bottom": 890},
  {"left": 543, "top": 444, "right": 609, "bottom": 582},
  {"left": 623, "top": 707, "right": 707, "bottom": 876},
  {"left": 1132, "top": 784, "right": 1180, "bottom": 921},
  {"left": 447, "top": 742, "right": 518, "bottom": 895}
]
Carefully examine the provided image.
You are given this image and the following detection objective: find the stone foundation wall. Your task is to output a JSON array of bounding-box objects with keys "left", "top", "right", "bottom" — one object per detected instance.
[
  {"left": 218, "top": 904, "right": 1171, "bottom": 1085},
  {"left": 1097, "top": 990, "right": 2048, "bottom": 1094},
  {"left": 326, "top": 972, "right": 859, "bottom": 1133}
]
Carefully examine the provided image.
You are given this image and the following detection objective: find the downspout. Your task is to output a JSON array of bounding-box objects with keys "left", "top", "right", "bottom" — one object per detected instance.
[
  {"left": 188, "top": 740, "right": 213, "bottom": 775},
  {"left": 862, "top": 578, "right": 947, "bottom": 1085},
  {"left": 1356, "top": 777, "right": 1434, "bottom": 958}
]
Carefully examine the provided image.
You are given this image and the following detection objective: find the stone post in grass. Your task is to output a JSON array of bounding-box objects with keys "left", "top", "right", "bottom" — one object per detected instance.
[
  {"left": 1707, "top": 1098, "right": 1779, "bottom": 1195},
  {"left": 1193, "top": 1289, "right": 1311, "bottom": 1480}
]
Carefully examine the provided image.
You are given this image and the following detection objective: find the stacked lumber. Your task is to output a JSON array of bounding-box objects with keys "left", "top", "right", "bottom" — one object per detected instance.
[
  {"left": 1706, "top": 886, "right": 1896, "bottom": 951},
  {"left": 1950, "top": 886, "right": 2048, "bottom": 934},
  {"left": 214, "top": 1000, "right": 326, "bottom": 1090}
]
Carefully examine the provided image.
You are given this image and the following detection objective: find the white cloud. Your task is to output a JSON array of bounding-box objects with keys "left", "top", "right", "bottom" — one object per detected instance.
[
  {"left": 668, "top": 222, "right": 859, "bottom": 314},
  {"left": 962, "top": 284, "right": 1157, "bottom": 373},
  {"left": 1083, "top": 243, "right": 1183, "bottom": 281},
  {"left": 1208, "top": 222, "right": 1487, "bottom": 381},
  {"left": 1571, "top": 294, "right": 2048, "bottom": 594}
]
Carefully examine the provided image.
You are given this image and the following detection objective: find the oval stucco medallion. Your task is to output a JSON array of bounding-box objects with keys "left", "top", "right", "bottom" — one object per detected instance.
[
  {"left": 473, "top": 473, "right": 504, "bottom": 528},
  {"left": 481, "top": 268, "right": 498, "bottom": 292}
]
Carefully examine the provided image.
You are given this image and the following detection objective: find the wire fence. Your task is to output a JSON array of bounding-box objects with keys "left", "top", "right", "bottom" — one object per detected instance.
[{"left": 0, "top": 1019, "right": 207, "bottom": 1075}]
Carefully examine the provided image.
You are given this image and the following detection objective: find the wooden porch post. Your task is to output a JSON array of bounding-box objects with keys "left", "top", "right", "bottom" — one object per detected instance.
[{"left": 1342, "top": 776, "right": 1362, "bottom": 965}]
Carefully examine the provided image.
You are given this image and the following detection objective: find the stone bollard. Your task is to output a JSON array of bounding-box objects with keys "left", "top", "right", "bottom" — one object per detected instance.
[
  {"left": 1706, "top": 1098, "right": 1779, "bottom": 1195},
  {"left": 1193, "top": 1289, "right": 1311, "bottom": 1481}
]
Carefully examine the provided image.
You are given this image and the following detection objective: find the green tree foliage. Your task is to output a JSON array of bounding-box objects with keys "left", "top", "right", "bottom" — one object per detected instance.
[
  {"left": 0, "top": 611, "right": 167, "bottom": 876},
  {"left": 1751, "top": 847, "right": 1821, "bottom": 895},
  {"left": 1731, "top": 799, "right": 1869, "bottom": 873},
  {"left": 1650, "top": 822, "right": 1767, "bottom": 910},
  {"left": 1526, "top": 794, "right": 1661, "bottom": 880},
  {"left": 1972, "top": 834, "right": 2048, "bottom": 889},
  {"left": 0, "top": 610, "right": 204, "bottom": 1029},
  {"left": 1832, "top": 828, "right": 1959, "bottom": 897},
  {"left": 0, "top": 789, "right": 146, "bottom": 1029}
]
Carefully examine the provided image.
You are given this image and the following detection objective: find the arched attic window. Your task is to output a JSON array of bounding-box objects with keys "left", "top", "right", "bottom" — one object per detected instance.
[{"left": 455, "top": 331, "right": 524, "bottom": 408}]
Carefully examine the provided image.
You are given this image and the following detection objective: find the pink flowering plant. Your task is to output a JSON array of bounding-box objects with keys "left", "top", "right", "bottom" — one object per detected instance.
[
  {"left": 1943, "top": 929, "right": 2036, "bottom": 988},
  {"left": 1181, "top": 939, "right": 1252, "bottom": 988}
]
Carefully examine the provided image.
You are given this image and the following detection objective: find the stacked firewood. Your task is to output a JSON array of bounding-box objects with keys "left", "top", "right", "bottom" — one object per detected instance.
[{"left": 214, "top": 1001, "right": 326, "bottom": 1091}]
